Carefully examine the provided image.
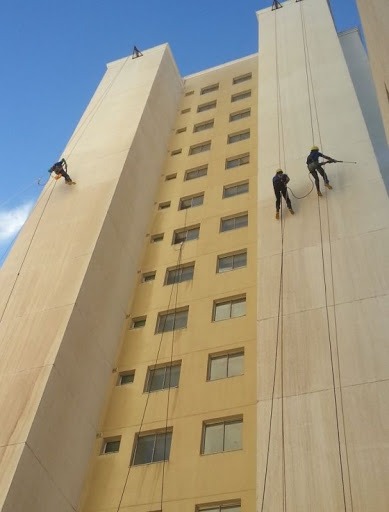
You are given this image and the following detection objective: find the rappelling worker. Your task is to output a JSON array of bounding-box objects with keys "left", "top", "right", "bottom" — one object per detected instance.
[
  {"left": 273, "top": 169, "right": 294, "bottom": 220},
  {"left": 306, "top": 146, "right": 337, "bottom": 196},
  {"left": 48, "top": 158, "right": 75, "bottom": 185}
]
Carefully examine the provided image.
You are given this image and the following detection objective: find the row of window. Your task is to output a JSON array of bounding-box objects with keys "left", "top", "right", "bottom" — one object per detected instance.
[
  {"left": 141, "top": 249, "right": 246, "bottom": 287},
  {"left": 175, "top": 109, "right": 251, "bottom": 136},
  {"left": 171, "top": 130, "right": 250, "bottom": 157},
  {"left": 102, "top": 415, "right": 243, "bottom": 461},
  {"left": 181, "top": 90, "right": 251, "bottom": 115},
  {"left": 184, "top": 72, "right": 252, "bottom": 98},
  {"left": 118, "top": 349, "right": 244, "bottom": 388},
  {"left": 150, "top": 211, "right": 248, "bottom": 245},
  {"left": 158, "top": 180, "right": 248, "bottom": 212},
  {"left": 131, "top": 294, "right": 246, "bottom": 333},
  {"left": 164, "top": 151, "right": 250, "bottom": 183}
]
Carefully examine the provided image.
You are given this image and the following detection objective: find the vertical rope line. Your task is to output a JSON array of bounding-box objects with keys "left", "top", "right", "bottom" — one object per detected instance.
[
  {"left": 299, "top": 3, "right": 315, "bottom": 145},
  {"left": 0, "top": 179, "right": 57, "bottom": 325},
  {"left": 280, "top": 202, "right": 287, "bottom": 512},
  {"left": 301, "top": 4, "right": 348, "bottom": 510}
]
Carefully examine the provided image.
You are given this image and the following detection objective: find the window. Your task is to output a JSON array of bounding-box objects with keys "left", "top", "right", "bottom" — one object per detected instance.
[
  {"left": 117, "top": 370, "right": 135, "bottom": 385},
  {"left": 194, "top": 119, "right": 214, "bottom": 132},
  {"left": 185, "top": 90, "right": 194, "bottom": 96},
  {"left": 197, "top": 502, "right": 241, "bottom": 512},
  {"left": 227, "top": 130, "right": 250, "bottom": 144},
  {"left": 202, "top": 417, "right": 243, "bottom": 454},
  {"left": 181, "top": 108, "right": 191, "bottom": 114},
  {"left": 213, "top": 296, "right": 246, "bottom": 321},
  {"left": 233, "top": 72, "right": 252, "bottom": 84},
  {"left": 225, "top": 154, "right": 250, "bottom": 169},
  {"left": 217, "top": 251, "right": 247, "bottom": 273},
  {"left": 101, "top": 437, "right": 121, "bottom": 454},
  {"left": 231, "top": 90, "right": 251, "bottom": 102},
  {"left": 229, "top": 108, "right": 251, "bottom": 122},
  {"left": 171, "top": 149, "right": 182, "bottom": 156},
  {"left": 220, "top": 213, "right": 248, "bottom": 232},
  {"left": 185, "top": 165, "right": 208, "bottom": 181},
  {"left": 158, "top": 201, "right": 171, "bottom": 210},
  {"left": 131, "top": 316, "right": 146, "bottom": 329},
  {"left": 189, "top": 141, "right": 211, "bottom": 155},
  {"left": 156, "top": 308, "right": 189, "bottom": 333},
  {"left": 151, "top": 233, "right": 164, "bottom": 243},
  {"left": 173, "top": 225, "right": 200, "bottom": 244},
  {"left": 179, "top": 193, "right": 204, "bottom": 210},
  {"left": 223, "top": 182, "right": 249, "bottom": 198},
  {"left": 197, "top": 100, "right": 217, "bottom": 113},
  {"left": 145, "top": 362, "right": 181, "bottom": 392},
  {"left": 132, "top": 430, "right": 172, "bottom": 465},
  {"left": 165, "top": 263, "right": 195, "bottom": 285},
  {"left": 208, "top": 351, "right": 244, "bottom": 380},
  {"left": 201, "top": 83, "right": 219, "bottom": 95},
  {"left": 165, "top": 173, "right": 177, "bottom": 181},
  {"left": 142, "top": 271, "right": 156, "bottom": 282},
  {"left": 176, "top": 127, "right": 187, "bottom": 134}
]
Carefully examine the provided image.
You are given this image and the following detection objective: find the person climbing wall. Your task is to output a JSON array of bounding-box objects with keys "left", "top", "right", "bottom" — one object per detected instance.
[
  {"left": 306, "top": 146, "right": 337, "bottom": 196},
  {"left": 48, "top": 158, "right": 76, "bottom": 185},
  {"left": 273, "top": 169, "right": 294, "bottom": 219}
]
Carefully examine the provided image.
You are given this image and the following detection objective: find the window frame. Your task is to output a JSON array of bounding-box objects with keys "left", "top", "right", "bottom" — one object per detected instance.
[
  {"left": 222, "top": 181, "right": 249, "bottom": 199},
  {"left": 193, "top": 119, "right": 214, "bottom": 133},
  {"left": 196, "top": 501, "right": 241, "bottom": 512},
  {"left": 144, "top": 361, "right": 182, "bottom": 392},
  {"left": 117, "top": 370, "right": 135, "bottom": 386},
  {"left": 201, "top": 416, "right": 243, "bottom": 454},
  {"left": 231, "top": 90, "right": 251, "bottom": 102},
  {"left": 207, "top": 349, "right": 244, "bottom": 381},
  {"left": 165, "top": 173, "right": 177, "bottom": 181},
  {"left": 172, "top": 225, "right": 200, "bottom": 244},
  {"left": 213, "top": 295, "right": 247, "bottom": 322},
  {"left": 150, "top": 233, "right": 164, "bottom": 243},
  {"left": 220, "top": 213, "right": 248, "bottom": 233},
  {"left": 158, "top": 201, "right": 171, "bottom": 210},
  {"left": 225, "top": 153, "right": 250, "bottom": 169},
  {"left": 131, "top": 429, "right": 173, "bottom": 466},
  {"left": 179, "top": 193, "right": 204, "bottom": 210},
  {"left": 217, "top": 250, "right": 247, "bottom": 273},
  {"left": 171, "top": 148, "right": 182, "bottom": 156},
  {"left": 189, "top": 141, "right": 211, "bottom": 155},
  {"left": 142, "top": 271, "right": 156, "bottom": 283},
  {"left": 233, "top": 72, "right": 252, "bottom": 85},
  {"left": 184, "top": 165, "right": 208, "bottom": 181},
  {"left": 229, "top": 108, "right": 251, "bottom": 122},
  {"left": 101, "top": 436, "right": 121, "bottom": 455},
  {"left": 176, "top": 127, "right": 187, "bottom": 134},
  {"left": 181, "top": 108, "right": 191, "bottom": 114},
  {"left": 165, "top": 263, "right": 195, "bottom": 285},
  {"left": 197, "top": 100, "right": 217, "bottom": 113},
  {"left": 200, "top": 83, "right": 219, "bottom": 95},
  {"left": 227, "top": 130, "right": 250, "bottom": 144},
  {"left": 155, "top": 307, "right": 189, "bottom": 334},
  {"left": 131, "top": 316, "right": 147, "bottom": 329}
]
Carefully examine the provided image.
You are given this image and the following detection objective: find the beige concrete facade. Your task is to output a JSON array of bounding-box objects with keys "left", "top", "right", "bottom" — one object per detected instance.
[
  {"left": 0, "top": 1, "right": 388, "bottom": 511},
  {"left": 356, "top": 0, "right": 389, "bottom": 143}
]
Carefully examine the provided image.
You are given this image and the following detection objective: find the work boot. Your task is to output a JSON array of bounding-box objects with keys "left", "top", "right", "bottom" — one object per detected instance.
[
  {"left": 325, "top": 183, "right": 333, "bottom": 190},
  {"left": 317, "top": 190, "right": 323, "bottom": 197},
  {"left": 275, "top": 211, "right": 280, "bottom": 220},
  {"left": 289, "top": 208, "right": 295, "bottom": 215}
]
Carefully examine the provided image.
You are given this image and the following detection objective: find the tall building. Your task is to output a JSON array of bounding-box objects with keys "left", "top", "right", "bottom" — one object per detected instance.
[
  {"left": 0, "top": 1, "right": 388, "bottom": 511},
  {"left": 356, "top": 0, "right": 389, "bottom": 143}
]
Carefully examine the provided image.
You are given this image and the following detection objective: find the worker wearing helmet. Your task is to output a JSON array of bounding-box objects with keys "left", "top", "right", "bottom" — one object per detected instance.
[
  {"left": 273, "top": 169, "right": 294, "bottom": 220},
  {"left": 306, "top": 146, "right": 337, "bottom": 196},
  {"left": 48, "top": 158, "right": 75, "bottom": 185}
]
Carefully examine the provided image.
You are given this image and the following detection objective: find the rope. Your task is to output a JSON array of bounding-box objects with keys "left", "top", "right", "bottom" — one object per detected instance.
[
  {"left": 260, "top": 9, "right": 287, "bottom": 511},
  {"left": 0, "top": 179, "right": 57, "bottom": 325},
  {"left": 0, "top": 177, "right": 43, "bottom": 210},
  {"left": 300, "top": 3, "right": 351, "bottom": 510}
]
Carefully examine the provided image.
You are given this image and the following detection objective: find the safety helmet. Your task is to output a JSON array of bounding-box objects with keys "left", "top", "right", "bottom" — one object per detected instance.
[
  {"left": 276, "top": 168, "right": 283, "bottom": 175},
  {"left": 311, "top": 145, "right": 319, "bottom": 151}
]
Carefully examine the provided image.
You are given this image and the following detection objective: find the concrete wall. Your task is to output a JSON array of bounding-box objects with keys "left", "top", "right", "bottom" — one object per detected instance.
[
  {"left": 0, "top": 44, "right": 182, "bottom": 512},
  {"left": 80, "top": 56, "right": 258, "bottom": 512},
  {"left": 339, "top": 29, "right": 389, "bottom": 192},
  {"left": 257, "top": 0, "right": 389, "bottom": 510},
  {"left": 356, "top": 0, "right": 389, "bottom": 144}
]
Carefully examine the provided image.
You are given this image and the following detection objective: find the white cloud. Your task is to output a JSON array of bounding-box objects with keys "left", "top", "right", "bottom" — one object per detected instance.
[{"left": 0, "top": 202, "right": 33, "bottom": 242}]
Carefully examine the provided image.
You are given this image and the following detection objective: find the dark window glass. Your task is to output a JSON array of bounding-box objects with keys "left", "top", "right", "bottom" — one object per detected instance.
[
  {"left": 233, "top": 73, "right": 252, "bottom": 84},
  {"left": 220, "top": 214, "right": 248, "bottom": 232},
  {"left": 217, "top": 251, "right": 247, "bottom": 272},
  {"left": 225, "top": 154, "right": 250, "bottom": 169},
  {"left": 133, "top": 431, "right": 172, "bottom": 465},
  {"left": 173, "top": 226, "right": 200, "bottom": 244},
  {"left": 197, "top": 101, "right": 217, "bottom": 113},
  {"left": 231, "top": 90, "right": 251, "bottom": 102},
  {"left": 179, "top": 194, "right": 204, "bottom": 209},
  {"left": 156, "top": 309, "right": 189, "bottom": 333},
  {"left": 146, "top": 364, "right": 181, "bottom": 391},
  {"left": 166, "top": 265, "right": 194, "bottom": 285},
  {"left": 229, "top": 109, "right": 251, "bottom": 122},
  {"left": 185, "top": 166, "right": 208, "bottom": 181}
]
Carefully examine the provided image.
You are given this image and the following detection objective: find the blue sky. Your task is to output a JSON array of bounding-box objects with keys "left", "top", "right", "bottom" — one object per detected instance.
[{"left": 0, "top": 0, "right": 361, "bottom": 261}]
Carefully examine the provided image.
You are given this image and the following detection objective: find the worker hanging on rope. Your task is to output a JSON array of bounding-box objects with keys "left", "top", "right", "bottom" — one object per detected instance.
[
  {"left": 306, "top": 145, "right": 337, "bottom": 196},
  {"left": 273, "top": 169, "right": 294, "bottom": 219},
  {"left": 48, "top": 158, "right": 76, "bottom": 185}
]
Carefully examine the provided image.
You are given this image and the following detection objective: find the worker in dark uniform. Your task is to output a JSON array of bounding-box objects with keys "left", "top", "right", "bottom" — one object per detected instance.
[
  {"left": 48, "top": 158, "right": 75, "bottom": 184},
  {"left": 306, "top": 146, "right": 337, "bottom": 196},
  {"left": 273, "top": 169, "right": 294, "bottom": 219}
]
